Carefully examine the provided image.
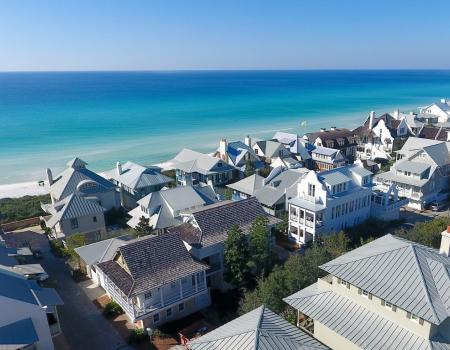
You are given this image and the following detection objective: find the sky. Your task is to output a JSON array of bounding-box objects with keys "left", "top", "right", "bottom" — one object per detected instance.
[{"left": 1, "top": 0, "right": 450, "bottom": 71}]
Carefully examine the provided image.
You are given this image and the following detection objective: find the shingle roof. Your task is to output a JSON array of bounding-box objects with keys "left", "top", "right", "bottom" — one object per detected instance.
[
  {"left": 305, "top": 128, "right": 356, "bottom": 148},
  {"left": 104, "top": 161, "right": 173, "bottom": 190},
  {"left": 0, "top": 318, "right": 39, "bottom": 350},
  {"left": 189, "top": 305, "right": 328, "bottom": 350},
  {"left": 97, "top": 232, "right": 208, "bottom": 297},
  {"left": 284, "top": 283, "right": 449, "bottom": 350},
  {"left": 319, "top": 234, "right": 450, "bottom": 325},
  {"left": 170, "top": 198, "right": 281, "bottom": 247}
]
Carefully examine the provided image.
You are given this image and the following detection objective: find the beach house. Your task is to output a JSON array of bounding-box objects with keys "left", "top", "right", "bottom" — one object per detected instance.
[
  {"left": 126, "top": 185, "right": 217, "bottom": 234},
  {"left": 352, "top": 111, "right": 410, "bottom": 160},
  {"left": 97, "top": 232, "right": 210, "bottom": 329},
  {"left": 169, "top": 198, "right": 280, "bottom": 290},
  {"left": 0, "top": 269, "right": 64, "bottom": 350},
  {"left": 420, "top": 98, "right": 450, "bottom": 123},
  {"left": 284, "top": 233, "right": 450, "bottom": 350},
  {"left": 189, "top": 305, "right": 329, "bottom": 350},
  {"left": 303, "top": 127, "right": 357, "bottom": 163},
  {"left": 213, "top": 137, "right": 265, "bottom": 175},
  {"left": 41, "top": 158, "right": 120, "bottom": 240},
  {"left": 310, "top": 146, "right": 346, "bottom": 172},
  {"left": 252, "top": 139, "right": 292, "bottom": 164},
  {"left": 172, "top": 148, "right": 236, "bottom": 189},
  {"left": 227, "top": 167, "right": 309, "bottom": 216},
  {"left": 374, "top": 137, "right": 450, "bottom": 210},
  {"left": 104, "top": 161, "right": 173, "bottom": 209},
  {"left": 272, "top": 131, "right": 312, "bottom": 167}
]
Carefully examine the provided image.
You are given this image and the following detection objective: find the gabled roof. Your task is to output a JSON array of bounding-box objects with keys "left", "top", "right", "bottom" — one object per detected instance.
[
  {"left": 49, "top": 165, "right": 116, "bottom": 201},
  {"left": 284, "top": 283, "right": 449, "bottom": 350},
  {"left": 395, "top": 160, "right": 431, "bottom": 175},
  {"left": 104, "top": 161, "right": 172, "bottom": 190},
  {"left": 319, "top": 234, "right": 450, "bottom": 325},
  {"left": 272, "top": 132, "right": 312, "bottom": 160},
  {"left": 170, "top": 198, "right": 280, "bottom": 247},
  {"left": 189, "top": 305, "right": 328, "bottom": 350},
  {"left": 226, "top": 174, "right": 265, "bottom": 196},
  {"left": 417, "top": 126, "right": 448, "bottom": 141},
  {"left": 305, "top": 128, "right": 356, "bottom": 147},
  {"left": 97, "top": 232, "right": 208, "bottom": 297},
  {"left": 173, "top": 149, "right": 234, "bottom": 175},
  {"left": 45, "top": 193, "right": 105, "bottom": 228},
  {"left": 226, "top": 141, "right": 261, "bottom": 167},
  {"left": 66, "top": 157, "right": 88, "bottom": 169},
  {"left": 254, "top": 140, "right": 286, "bottom": 158},
  {"left": 74, "top": 235, "right": 133, "bottom": 266},
  {"left": 0, "top": 318, "right": 39, "bottom": 350}
]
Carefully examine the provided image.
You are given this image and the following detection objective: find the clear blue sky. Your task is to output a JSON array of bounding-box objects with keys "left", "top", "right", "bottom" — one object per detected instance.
[{"left": 1, "top": 0, "right": 450, "bottom": 71}]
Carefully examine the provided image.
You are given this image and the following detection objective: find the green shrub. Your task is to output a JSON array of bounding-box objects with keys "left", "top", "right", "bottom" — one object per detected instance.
[
  {"left": 103, "top": 301, "right": 123, "bottom": 318},
  {"left": 152, "top": 328, "right": 170, "bottom": 339},
  {"left": 0, "top": 195, "right": 50, "bottom": 223},
  {"left": 128, "top": 328, "right": 149, "bottom": 345},
  {"left": 49, "top": 240, "right": 69, "bottom": 258}
]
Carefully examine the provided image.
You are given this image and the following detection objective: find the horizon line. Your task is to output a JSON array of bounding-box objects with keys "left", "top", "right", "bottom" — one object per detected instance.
[{"left": 1, "top": 68, "right": 450, "bottom": 73}]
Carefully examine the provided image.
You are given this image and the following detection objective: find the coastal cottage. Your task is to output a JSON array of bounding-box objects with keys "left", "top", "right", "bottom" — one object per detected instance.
[
  {"left": 0, "top": 269, "right": 64, "bottom": 350},
  {"left": 420, "top": 98, "right": 450, "bottom": 123},
  {"left": 352, "top": 111, "right": 410, "bottom": 161},
  {"left": 287, "top": 165, "right": 406, "bottom": 245},
  {"left": 310, "top": 146, "right": 346, "bottom": 172},
  {"left": 104, "top": 161, "right": 173, "bottom": 209},
  {"left": 127, "top": 185, "right": 217, "bottom": 234},
  {"left": 303, "top": 127, "right": 357, "bottom": 163},
  {"left": 252, "top": 139, "right": 292, "bottom": 164},
  {"left": 97, "top": 232, "right": 210, "bottom": 329},
  {"left": 169, "top": 198, "right": 280, "bottom": 290},
  {"left": 284, "top": 233, "right": 450, "bottom": 350},
  {"left": 227, "top": 167, "right": 309, "bottom": 216},
  {"left": 374, "top": 137, "right": 450, "bottom": 210},
  {"left": 41, "top": 158, "right": 120, "bottom": 240},
  {"left": 214, "top": 137, "right": 265, "bottom": 174},
  {"left": 189, "top": 304, "right": 329, "bottom": 350},
  {"left": 272, "top": 131, "right": 312, "bottom": 167},
  {"left": 172, "top": 148, "right": 236, "bottom": 189}
]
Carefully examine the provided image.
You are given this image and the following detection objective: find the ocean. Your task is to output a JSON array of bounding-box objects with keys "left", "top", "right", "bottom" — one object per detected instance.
[{"left": 1, "top": 70, "right": 450, "bottom": 185}]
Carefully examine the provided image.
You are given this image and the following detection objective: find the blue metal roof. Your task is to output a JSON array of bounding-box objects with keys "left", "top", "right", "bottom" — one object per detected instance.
[{"left": 0, "top": 318, "right": 38, "bottom": 349}]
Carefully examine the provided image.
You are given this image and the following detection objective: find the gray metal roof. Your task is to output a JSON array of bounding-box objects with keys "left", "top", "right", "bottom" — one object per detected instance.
[
  {"left": 0, "top": 318, "right": 39, "bottom": 350},
  {"left": 319, "top": 171, "right": 351, "bottom": 186},
  {"left": 227, "top": 175, "right": 265, "bottom": 196},
  {"left": 375, "top": 170, "right": 429, "bottom": 187},
  {"left": 75, "top": 236, "right": 133, "bottom": 266},
  {"left": 284, "top": 283, "right": 449, "bottom": 350},
  {"left": 320, "top": 234, "right": 450, "bottom": 325},
  {"left": 189, "top": 305, "right": 328, "bottom": 350},
  {"left": 395, "top": 160, "right": 430, "bottom": 174},
  {"left": 289, "top": 197, "right": 326, "bottom": 212},
  {"left": 104, "top": 161, "right": 173, "bottom": 190},
  {"left": 45, "top": 193, "right": 105, "bottom": 228},
  {"left": 97, "top": 232, "right": 208, "bottom": 297},
  {"left": 173, "top": 148, "right": 234, "bottom": 175},
  {"left": 312, "top": 146, "right": 338, "bottom": 156}
]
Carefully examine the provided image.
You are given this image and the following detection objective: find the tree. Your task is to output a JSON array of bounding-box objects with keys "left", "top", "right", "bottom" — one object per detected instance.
[
  {"left": 224, "top": 188, "right": 234, "bottom": 201},
  {"left": 244, "top": 159, "right": 256, "bottom": 177},
  {"left": 134, "top": 216, "right": 152, "bottom": 237},
  {"left": 248, "top": 216, "right": 271, "bottom": 275},
  {"left": 397, "top": 217, "right": 448, "bottom": 248},
  {"left": 276, "top": 212, "right": 289, "bottom": 234},
  {"left": 224, "top": 225, "right": 250, "bottom": 285},
  {"left": 66, "top": 233, "right": 87, "bottom": 269}
]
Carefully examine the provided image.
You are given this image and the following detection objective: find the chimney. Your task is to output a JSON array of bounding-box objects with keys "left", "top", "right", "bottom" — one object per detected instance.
[
  {"left": 320, "top": 128, "right": 326, "bottom": 132},
  {"left": 116, "top": 161, "right": 122, "bottom": 176},
  {"left": 219, "top": 138, "right": 228, "bottom": 162},
  {"left": 330, "top": 126, "right": 336, "bottom": 131},
  {"left": 369, "top": 111, "right": 376, "bottom": 130},
  {"left": 46, "top": 168, "right": 53, "bottom": 186},
  {"left": 440, "top": 226, "right": 450, "bottom": 257},
  {"left": 393, "top": 109, "right": 400, "bottom": 120},
  {"left": 244, "top": 135, "right": 251, "bottom": 147}
]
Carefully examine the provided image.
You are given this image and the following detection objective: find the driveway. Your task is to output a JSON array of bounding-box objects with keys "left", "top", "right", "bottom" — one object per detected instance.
[{"left": 8, "top": 229, "right": 131, "bottom": 350}]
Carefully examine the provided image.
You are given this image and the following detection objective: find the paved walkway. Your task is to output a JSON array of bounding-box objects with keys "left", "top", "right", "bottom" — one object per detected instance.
[{"left": 9, "top": 229, "right": 131, "bottom": 350}]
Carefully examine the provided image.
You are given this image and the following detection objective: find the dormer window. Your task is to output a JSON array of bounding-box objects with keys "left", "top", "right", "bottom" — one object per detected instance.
[
  {"left": 407, "top": 312, "right": 424, "bottom": 325},
  {"left": 308, "top": 183, "right": 316, "bottom": 197}
]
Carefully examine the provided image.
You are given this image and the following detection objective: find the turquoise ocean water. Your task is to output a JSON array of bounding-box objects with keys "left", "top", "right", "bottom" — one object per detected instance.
[{"left": 1, "top": 70, "right": 450, "bottom": 184}]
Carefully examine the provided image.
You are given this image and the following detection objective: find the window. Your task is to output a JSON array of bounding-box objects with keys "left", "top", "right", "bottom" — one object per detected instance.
[
  {"left": 144, "top": 292, "right": 152, "bottom": 300},
  {"left": 308, "top": 183, "right": 316, "bottom": 197},
  {"left": 153, "top": 313, "right": 160, "bottom": 324},
  {"left": 359, "top": 288, "right": 372, "bottom": 299},
  {"left": 93, "top": 216, "right": 97, "bottom": 222},
  {"left": 179, "top": 303, "right": 185, "bottom": 312},
  {"left": 338, "top": 278, "right": 350, "bottom": 289},
  {"left": 382, "top": 300, "right": 396, "bottom": 311},
  {"left": 407, "top": 312, "right": 423, "bottom": 324},
  {"left": 166, "top": 308, "right": 172, "bottom": 318},
  {"left": 70, "top": 218, "right": 78, "bottom": 229}
]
